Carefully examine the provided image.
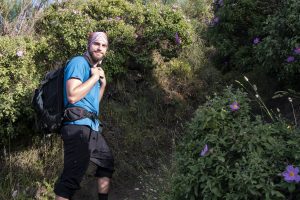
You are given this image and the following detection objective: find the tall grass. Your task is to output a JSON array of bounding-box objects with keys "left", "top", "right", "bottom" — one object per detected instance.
[
  {"left": 0, "top": 135, "right": 63, "bottom": 199},
  {"left": 0, "top": 0, "right": 56, "bottom": 36}
]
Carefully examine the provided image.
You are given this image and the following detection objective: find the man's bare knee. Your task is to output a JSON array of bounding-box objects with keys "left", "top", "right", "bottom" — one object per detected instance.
[
  {"left": 55, "top": 195, "right": 69, "bottom": 200},
  {"left": 98, "top": 177, "right": 111, "bottom": 193}
]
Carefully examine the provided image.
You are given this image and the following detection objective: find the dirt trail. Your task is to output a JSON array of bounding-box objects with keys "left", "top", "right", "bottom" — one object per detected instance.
[
  {"left": 72, "top": 162, "right": 152, "bottom": 200},
  {"left": 73, "top": 179, "right": 145, "bottom": 200}
]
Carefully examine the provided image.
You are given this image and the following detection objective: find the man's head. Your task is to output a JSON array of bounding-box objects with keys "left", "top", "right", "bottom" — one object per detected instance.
[{"left": 87, "top": 32, "right": 108, "bottom": 63}]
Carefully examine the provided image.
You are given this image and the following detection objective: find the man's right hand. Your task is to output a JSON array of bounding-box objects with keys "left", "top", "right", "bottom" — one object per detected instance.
[{"left": 91, "top": 66, "right": 102, "bottom": 79}]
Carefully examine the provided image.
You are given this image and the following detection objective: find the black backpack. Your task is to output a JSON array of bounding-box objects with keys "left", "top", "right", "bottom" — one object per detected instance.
[
  {"left": 32, "top": 56, "right": 95, "bottom": 134},
  {"left": 32, "top": 65, "right": 66, "bottom": 134}
]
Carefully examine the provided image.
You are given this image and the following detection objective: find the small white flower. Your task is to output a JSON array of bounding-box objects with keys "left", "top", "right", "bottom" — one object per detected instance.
[
  {"left": 134, "top": 188, "right": 140, "bottom": 191},
  {"left": 244, "top": 76, "right": 249, "bottom": 82},
  {"left": 72, "top": 10, "right": 79, "bottom": 14},
  {"left": 12, "top": 190, "right": 18, "bottom": 198},
  {"left": 16, "top": 50, "right": 24, "bottom": 57},
  {"left": 288, "top": 97, "right": 293, "bottom": 102},
  {"left": 276, "top": 108, "right": 280, "bottom": 112},
  {"left": 172, "top": 5, "right": 179, "bottom": 10},
  {"left": 255, "top": 94, "right": 259, "bottom": 98}
]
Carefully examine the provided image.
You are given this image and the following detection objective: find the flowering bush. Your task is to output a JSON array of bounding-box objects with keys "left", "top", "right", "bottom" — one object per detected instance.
[
  {"left": 206, "top": 0, "right": 300, "bottom": 82},
  {"left": 207, "top": 0, "right": 280, "bottom": 72},
  {"left": 254, "top": 0, "right": 300, "bottom": 82},
  {"left": 169, "top": 86, "right": 300, "bottom": 199},
  {"left": 35, "top": 0, "right": 193, "bottom": 78},
  {"left": 0, "top": 36, "right": 39, "bottom": 144}
]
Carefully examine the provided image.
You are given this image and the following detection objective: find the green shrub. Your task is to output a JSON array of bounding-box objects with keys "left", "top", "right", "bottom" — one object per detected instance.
[
  {"left": 254, "top": 0, "right": 300, "bottom": 83},
  {"left": 179, "top": 0, "right": 213, "bottom": 35},
  {"left": 35, "top": 1, "right": 97, "bottom": 70},
  {"left": 169, "top": 86, "right": 300, "bottom": 199},
  {"left": 207, "top": 0, "right": 300, "bottom": 84},
  {"left": 165, "top": 58, "right": 192, "bottom": 77},
  {"left": 0, "top": 36, "right": 39, "bottom": 144},
  {"left": 207, "top": 0, "right": 284, "bottom": 73},
  {"left": 35, "top": 0, "right": 194, "bottom": 78}
]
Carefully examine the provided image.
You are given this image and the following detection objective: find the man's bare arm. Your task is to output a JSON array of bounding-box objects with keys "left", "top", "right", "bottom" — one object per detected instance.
[{"left": 66, "top": 67, "right": 102, "bottom": 104}]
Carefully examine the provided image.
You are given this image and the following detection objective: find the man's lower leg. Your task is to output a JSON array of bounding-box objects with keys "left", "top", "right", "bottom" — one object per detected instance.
[{"left": 98, "top": 177, "right": 110, "bottom": 200}]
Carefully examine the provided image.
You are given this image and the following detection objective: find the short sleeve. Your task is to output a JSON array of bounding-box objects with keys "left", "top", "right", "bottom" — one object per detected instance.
[{"left": 64, "top": 58, "right": 86, "bottom": 82}]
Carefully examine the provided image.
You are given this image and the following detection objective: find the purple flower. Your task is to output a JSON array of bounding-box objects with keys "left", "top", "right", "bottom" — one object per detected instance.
[
  {"left": 253, "top": 37, "right": 260, "bottom": 45},
  {"left": 213, "top": 17, "right": 220, "bottom": 24},
  {"left": 218, "top": 0, "right": 224, "bottom": 6},
  {"left": 294, "top": 47, "right": 300, "bottom": 54},
  {"left": 115, "top": 16, "right": 121, "bottom": 20},
  {"left": 175, "top": 32, "right": 181, "bottom": 45},
  {"left": 16, "top": 50, "right": 24, "bottom": 57},
  {"left": 286, "top": 56, "right": 295, "bottom": 63},
  {"left": 230, "top": 101, "right": 240, "bottom": 111},
  {"left": 282, "top": 165, "right": 300, "bottom": 183},
  {"left": 200, "top": 144, "right": 208, "bottom": 157}
]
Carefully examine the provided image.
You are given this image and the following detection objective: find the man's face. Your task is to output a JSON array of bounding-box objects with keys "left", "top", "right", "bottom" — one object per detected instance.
[{"left": 88, "top": 39, "right": 108, "bottom": 63}]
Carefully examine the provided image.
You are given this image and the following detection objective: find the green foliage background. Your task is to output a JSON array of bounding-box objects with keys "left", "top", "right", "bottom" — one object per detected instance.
[
  {"left": 0, "top": 0, "right": 194, "bottom": 145},
  {"left": 0, "top": 36, "right": 39, "bottom": 144},
  {"left": 35, "top": 0, "right": 194, "bottom": 77},
  {"left": 1, "top": 0, "right": 300, "bottom": 199}
]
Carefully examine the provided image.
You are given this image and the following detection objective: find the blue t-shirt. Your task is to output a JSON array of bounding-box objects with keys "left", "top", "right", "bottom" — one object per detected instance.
[{"left": 63, "top": 56, "right": 101, "bottom": 131}]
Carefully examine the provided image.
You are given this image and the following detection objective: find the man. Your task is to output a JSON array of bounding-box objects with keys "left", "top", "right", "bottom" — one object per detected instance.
[{"left": 54, "top": 32, "right": 114, "bottom": 200}]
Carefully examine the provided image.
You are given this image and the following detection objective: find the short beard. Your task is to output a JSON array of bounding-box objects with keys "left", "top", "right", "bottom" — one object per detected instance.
[{"left": 88, "top": 49, "right": 103, "bottom": 63}]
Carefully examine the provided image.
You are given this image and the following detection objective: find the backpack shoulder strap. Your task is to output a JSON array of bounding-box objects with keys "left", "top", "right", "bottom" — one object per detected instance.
[{"left": 82, "top": 54, "right": 93, "bottom": 67}]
